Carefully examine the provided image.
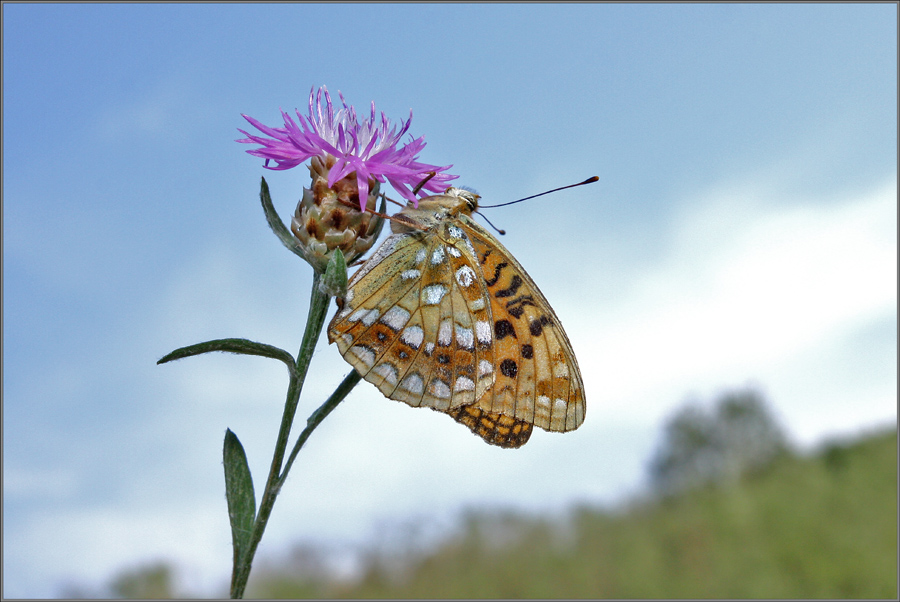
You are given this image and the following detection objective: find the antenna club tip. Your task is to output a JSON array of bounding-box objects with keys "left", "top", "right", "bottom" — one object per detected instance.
[{"left": 583, "top": 176, "right": 600, "bottom": 184}]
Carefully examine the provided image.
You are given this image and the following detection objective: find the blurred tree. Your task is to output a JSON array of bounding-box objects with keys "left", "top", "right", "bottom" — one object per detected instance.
[
  {"left": 649, "top": 388, "right": 789, "bottom": 495},
  {"left": 108, "top": 561, "right": 177, "bottom": 599}
]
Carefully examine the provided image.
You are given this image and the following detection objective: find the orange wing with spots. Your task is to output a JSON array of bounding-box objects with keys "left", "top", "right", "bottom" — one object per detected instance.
[
  {"left": 328, "top": 188, "right": 585, "bottom": 448},
  {"left": 456, "top": 214, "right": 586, "bottom": 435}
]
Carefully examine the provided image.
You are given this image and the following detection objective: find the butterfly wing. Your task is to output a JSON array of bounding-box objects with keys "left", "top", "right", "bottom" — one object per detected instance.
[
  {"left": 328, "top": 226, "right": 496, "bottom": 413},
  {"left": 457, "top": 214, "right": 586, "bottom": 434},
  {"left": 328, "top": 195, "right": 585, "bottom": 448}
]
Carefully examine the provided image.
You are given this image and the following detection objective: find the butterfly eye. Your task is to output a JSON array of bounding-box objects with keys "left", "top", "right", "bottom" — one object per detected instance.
[{"left": 457, "top": 190, "right": 479, "bottom": 211}]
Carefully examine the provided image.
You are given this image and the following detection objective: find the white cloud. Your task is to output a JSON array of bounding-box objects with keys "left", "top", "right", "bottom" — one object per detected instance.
[{"left": 569, "top": 177, "right": 896, "bottom": 441}]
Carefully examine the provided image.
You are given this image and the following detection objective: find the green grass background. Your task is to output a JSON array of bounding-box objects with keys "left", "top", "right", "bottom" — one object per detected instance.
[
  {"left": 254, "top": 429, "right": 896, "bottom": 599},
  {"left": 104, "top": 427, "right": 896, "bottom": 598}
]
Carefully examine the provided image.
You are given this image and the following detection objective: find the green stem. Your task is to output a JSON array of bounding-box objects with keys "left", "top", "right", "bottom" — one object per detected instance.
[{"left": 230, "top": 272, "right": 334, "bottom": 599}]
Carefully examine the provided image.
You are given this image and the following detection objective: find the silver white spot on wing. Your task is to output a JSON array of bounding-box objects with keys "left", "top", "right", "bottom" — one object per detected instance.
[
  {"left": 535, "top": 395, "right": 552, "bottom": 422},
  {"left": 400, "top": 325, "right": 424, "bottom": 349},
  {"left": 475, "top": 320, "right": 492, "bottom": 345},
  {"left": 373, "top": 363, "right": 399, "bottom": 385},
  {"left": 553, "top": 398, "right": 567, "bottom": 415},
  {"left": 350, "top": 345, "right": 376, "bottom": 368},
  {"left": 455, "top": 325, "right": 474, "bottom": 349},
  {"left": 401, "top": 269, "right": 421, "bottom": 281},
  {"left": 455, "top": 265, "right": 476, "bottom": 287},
  {"left": 431, "top": 246, "right": 445, "bottom": 265},
  {"left": 429, "top": 378, "right": 451, "bottom": 399},
  {"left": 454, "top": 375, "right": 475, "bottom": 392},
  {"left": 400, "top": 372, "right": 424, "bottom": 394},
  {"left": 461, "top": 236, "right": 476, "bottom": 257},
  {"left": 478, "top": 359, "right": 493, "bottom": 376},
  {"left": 349, "top": 308, "right": 380, "bottom": 326},
  {"left": 380, "top": 306, "right": 410, "bottom": 331},
  {"left": 438, "top": 319, "right": 453, "bottom": 346},
  {"left": 423, "top": 284, "right": 448, "bottom": 305}
]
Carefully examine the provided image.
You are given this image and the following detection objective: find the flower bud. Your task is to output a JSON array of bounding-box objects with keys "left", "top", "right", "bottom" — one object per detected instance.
[{"left": 290, "top": 155, "right": 385, "bottom": 272}]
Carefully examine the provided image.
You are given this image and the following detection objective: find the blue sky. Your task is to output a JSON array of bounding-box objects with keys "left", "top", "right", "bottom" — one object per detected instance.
[{"left": 4, "top": 3, "right": 896, "bottom": 597}]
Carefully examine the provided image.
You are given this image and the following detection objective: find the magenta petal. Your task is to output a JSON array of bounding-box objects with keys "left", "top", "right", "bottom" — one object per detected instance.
[{"left": 238, "top": 86, "right": 458, "bottom": 204}]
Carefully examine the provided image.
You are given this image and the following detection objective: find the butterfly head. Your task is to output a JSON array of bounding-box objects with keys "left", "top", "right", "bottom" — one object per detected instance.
[
  {"left": 388, "top": 186, "right": 486, "bottom": 235},
  {"left": 443, "top": 187, "right": 481, "bottom": 213}
]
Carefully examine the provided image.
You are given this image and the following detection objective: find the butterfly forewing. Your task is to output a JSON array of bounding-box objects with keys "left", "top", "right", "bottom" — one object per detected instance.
[
  {"left": 456, "top": 214, "right": 585, "bottom": 433},
  {"left": 328, "top": 188, "right": 585, "bottom": 447}
]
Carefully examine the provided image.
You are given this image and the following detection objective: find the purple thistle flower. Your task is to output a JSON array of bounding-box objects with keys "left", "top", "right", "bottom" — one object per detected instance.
[{"left": 237, "top": 86, "right": 457, "bottom": 212}]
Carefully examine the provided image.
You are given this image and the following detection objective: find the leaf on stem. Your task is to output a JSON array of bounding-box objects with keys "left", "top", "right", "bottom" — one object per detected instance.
[
  {"left": 319, "top": 248, "right": 347, "bottom": 298},
  {"left": 259, "top": 177, "right": 307, "bottom": 260},
  {"left": 157, "top": 338, "right": 297, "bottom": 378},
  {"left": 224, "top": 429, "right": 256, "bottom": 576}
]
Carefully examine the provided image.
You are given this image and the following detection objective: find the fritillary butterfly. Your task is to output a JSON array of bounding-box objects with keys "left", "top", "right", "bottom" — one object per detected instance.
[{"left": 327, "top": 187, "right": 585, "bottom": 448}]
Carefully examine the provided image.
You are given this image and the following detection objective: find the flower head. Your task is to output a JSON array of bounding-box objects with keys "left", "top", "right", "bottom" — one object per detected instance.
[
  {"left": 289, "top": 155, "right": 386, "bottom": 272},
  {"left": 237, "top": 86, "right": 457, "bottom": 212}
]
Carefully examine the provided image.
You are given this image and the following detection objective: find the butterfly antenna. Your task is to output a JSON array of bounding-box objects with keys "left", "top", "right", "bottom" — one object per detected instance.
[
  {"left": 336, "top": 193, "right": 396, "bottom": 221},
  {"left": 411, "top": 171, "right": 437, "bottom": 196},
  {"left": 476, "top": 211, "right": 506, "bottom": 236},
  {"left": 336, "top": 192, "right": 431, "bottom": 231},
  {"left": 479, "top": 176, "right": 599, "bottom": 208}
]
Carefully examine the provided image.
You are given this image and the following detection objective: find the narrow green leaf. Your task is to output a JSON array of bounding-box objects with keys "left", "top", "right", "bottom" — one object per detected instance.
[
  {"left": 157, "top": 338, "right": 296, "bottom": 377},
  {"left": 259, "top": 176, "right": 307, "bottom": 260},
  {"left": 319, "top": 248, "right": 347, "bottom": 298},
  {"left": 223, "top": 429, "right": 256, "bottom": 574}
]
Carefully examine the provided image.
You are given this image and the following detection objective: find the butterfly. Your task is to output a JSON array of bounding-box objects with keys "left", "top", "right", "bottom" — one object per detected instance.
[{"left": 327, "top": 187, "right": 585, "bottom": 448}]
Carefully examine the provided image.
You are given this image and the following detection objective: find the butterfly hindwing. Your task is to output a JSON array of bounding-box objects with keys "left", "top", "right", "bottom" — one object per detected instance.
[
  {"left": 329, "top": 223, "right": 496, "bottom": 412},
  {"left": 446, "top": 405, "right": 533, "bottom": 448},
  {"left": 329, "top": 233, "right": 423, "bottom": 400}
]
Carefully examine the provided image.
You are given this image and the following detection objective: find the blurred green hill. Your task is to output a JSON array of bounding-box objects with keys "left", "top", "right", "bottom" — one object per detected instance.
[
  {"left": 246, "top": 426, "right": 896, "bottom": 599},
  {"left": 104, "top": 425, "right": 896, "bottom": 599}
]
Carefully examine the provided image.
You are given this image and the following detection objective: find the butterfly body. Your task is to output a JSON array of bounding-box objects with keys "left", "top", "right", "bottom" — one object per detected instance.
[{"left": 328, "top": 187, "right": 585, "bottom": 448}]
